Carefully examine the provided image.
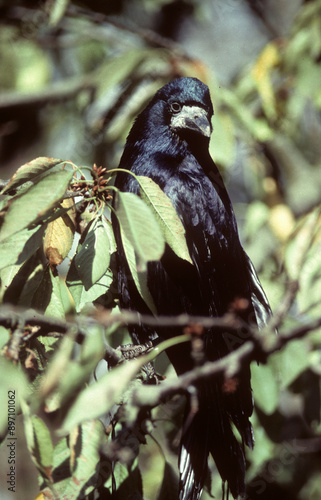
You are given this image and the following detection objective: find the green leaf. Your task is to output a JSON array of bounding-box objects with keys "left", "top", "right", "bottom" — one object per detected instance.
[
  {"left": 61, "top": 356, "right": 146, "bottom": 433},
  {"left": 0, "top": 226, "right": 45, "bottom": 270},
  {"left": 22, "top": 264, "right": 65, "bottom": 316},
  {"left": 48, "top": 0, "right": 69, "bottom": 27},
  {"left": 0, "top": 358, "right": 28, "bottom": 437},
  {"left": 0, "top": 169, "right": 73, "bottom": 242},
  {"left": 297, "top": 250, "right": 321, "bottom": 318},
  {"left": 69, "top": 420, "right": 105, "bottom": 486},
  {"left": 246, "top": 410, "right": 275, "bottom": 481},
  {"left": 75, "top": 215, "right": 114, "bottom": 290},
  {"left": 106, "top": 461, "right": 130, "bottom": 491},
  {"left": 67, "top": 258, "right": 114, "bottom": 312},
  {"left": 37, "top": 332, "right": 76, "bottom": 403},
  {"left": 102, "top": 215, "right": 117, "bottom": 254},
  {"left": 137, "top": 175, "right": 192, "bottom": 264},
  {"left": 29, "top": 415, "right": 54, "bottom": 472},
  {"left": 274, "top": 339, "right": 311, "bottom": 389},
  {"left": 53, "top": 436, "right": 70, "bottom": 469},
  {"left": 114, "top": 190, "right": 165, "bottom": 314},
  {"left": 42, "top": 328, "right": 105, "bottom": 412},
  {"left": 80, "top": 326, "right": 105, "bottom": 364},
  {"left": 251, "top": 361, "right": 279, "bottom": 415},
  {"left": 105, "top": 462, "right": 143, "bottom": 499},
  {"left": 298, "top": 471, "right": 321, "bottom": 500},
  {"left": 220, "top": 87, "right": 273, "bottom": 141},
  {"left": 1, "top": 156, "right": 63, "bottom": 194},
  {"left": 120, "top": 227, "right": 157, "bottom": 315},
  {"left": 41, "top": 421, "right": 105, "bottom": 499},
  {"left": 22, "top": 400, "right": 54, "bottom": 479},
  {"left": 284, "top": 208, "right": 321, "bottom": 282},
  {"left": 45, "top": 268, "right": 66, "bottom": 319},
  {"left": 38, "top": 437, "right": 70, "bottom": 494},
  {"left": 115, "top": 191, "right": 165, "bottom": 267},
  {"left": 0, "top": 262, "right": 24, "bottom": 303},
  {"left": 243, "top": 201, "right": 270, "bottom": 240},
  {"left": 289, "top": 211, "right": 321, "bottom": 318},
  {"left": 157, "top": 462, "right": 179, "bottom": 500},
  {"left": 96, "top": 49, "right": 146, "bottom": 101},
  {"left": 30, "top": 265, "right": 53, "bottom": 312},
  {"left": 210, "top": 112, "right": 236, "bottom": 167}
]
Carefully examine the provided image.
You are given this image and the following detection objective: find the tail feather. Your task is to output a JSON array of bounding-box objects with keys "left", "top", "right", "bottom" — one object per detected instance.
[
  {"left": 208, "top": 414, "right": 247, "bottom": 498},
  {"left": 246, "top": 255, "right": 274, "bottom": 331},
  {"left": 179, "top": 404, "right": 210, "bottom": 500},
  {"left": 179, "top": 444, "right": 204, "bottom": 500},
  {"left": 179, "top": 382, "right": 252, "bottom": 500}
]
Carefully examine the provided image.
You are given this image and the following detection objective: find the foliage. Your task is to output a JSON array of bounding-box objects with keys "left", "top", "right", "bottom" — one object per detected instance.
[{"left": 0, "top": 1, "right": 321, "bottom": 500}]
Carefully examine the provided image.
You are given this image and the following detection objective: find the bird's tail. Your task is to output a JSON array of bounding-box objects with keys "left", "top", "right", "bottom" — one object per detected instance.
[{"left": 179, "top": 380, "right": 253, "bottom": 500}]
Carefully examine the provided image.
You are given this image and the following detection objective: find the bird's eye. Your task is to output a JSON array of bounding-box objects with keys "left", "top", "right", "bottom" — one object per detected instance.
[{"left": 170, "top": 102, "right": 181, "bottom": 114}]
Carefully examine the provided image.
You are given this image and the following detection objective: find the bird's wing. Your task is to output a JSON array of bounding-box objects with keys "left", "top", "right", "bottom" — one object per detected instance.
[
  {"left": 246, "top": 254, "right": 274, "bottom": 330},
  {"left": 112, "top": 76, "right": 275, "bottom": 499}
]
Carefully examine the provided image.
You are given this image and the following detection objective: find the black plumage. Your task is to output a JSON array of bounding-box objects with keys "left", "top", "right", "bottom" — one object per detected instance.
[{"left": 112, "top": 77, "right": 272, "bottom": 499}]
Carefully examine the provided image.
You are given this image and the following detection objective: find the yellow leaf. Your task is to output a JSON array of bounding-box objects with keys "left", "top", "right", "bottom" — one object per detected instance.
[
  {"left": 268, "top": 204, "right": 295, "bottom": 242},
  {"left": 251, "top": 42, "right": 280, "bottom": 121},
  {"left": 44, "top": 198, "right": 76, "bottom": 267}
]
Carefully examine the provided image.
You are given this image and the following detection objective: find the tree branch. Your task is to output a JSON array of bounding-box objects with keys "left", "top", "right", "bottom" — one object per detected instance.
[
  {"left": 1, "top": 303, "right": 320, "bottom": 357},
  {"left": 128, "top": 314, "right": 321, "bottom": 412},
  {"left": 0, "top": 75, "right": 95, "bottom": 113},
  {"left": 131, "top": 341, "right": 254, "bottom": 410},
  {"left": 0, "top": 305, "right": 87, "bottom": 341},
  {"left": 1, "top": 297, "right": 320, "bottom": 420}
]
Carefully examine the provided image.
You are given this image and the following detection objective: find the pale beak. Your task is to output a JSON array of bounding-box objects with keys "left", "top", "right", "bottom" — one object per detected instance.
[{"left": 171, "top": 105, "right": 211, "bottom": 138}]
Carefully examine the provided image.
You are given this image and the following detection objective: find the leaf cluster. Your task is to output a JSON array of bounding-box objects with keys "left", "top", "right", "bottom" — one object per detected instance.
[
  {"left": 0, "top": 156, "right": 191, "bottom": 499},
  {"left": 0, "top": 1, "right": 321, "bottom": 499}
]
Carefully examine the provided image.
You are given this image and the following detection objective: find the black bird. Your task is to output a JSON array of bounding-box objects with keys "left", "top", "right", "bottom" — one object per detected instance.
[{"left": 112, "top": 77, "right": 272, "bottom": 499}]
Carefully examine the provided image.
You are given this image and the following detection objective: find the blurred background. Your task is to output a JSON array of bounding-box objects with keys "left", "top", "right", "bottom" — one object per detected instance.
[{"left": 0, "top": 0, "right": 321, "bottom": 499}]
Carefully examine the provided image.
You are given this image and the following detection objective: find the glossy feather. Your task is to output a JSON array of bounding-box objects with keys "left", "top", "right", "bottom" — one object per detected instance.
[{"left": 112, "top": 77, "right": 272, "bottom": 499}]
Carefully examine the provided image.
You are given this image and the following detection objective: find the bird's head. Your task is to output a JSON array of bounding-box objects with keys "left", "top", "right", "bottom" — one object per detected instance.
[
  {"left": 154, "top": 77, "right": 214, "bottom": 142},
  {"left": 124, "top": 77, "right": 214, "bottom": 162}
]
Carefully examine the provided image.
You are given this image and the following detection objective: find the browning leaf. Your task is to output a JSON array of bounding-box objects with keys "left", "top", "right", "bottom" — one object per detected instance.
[{"left": 44, "top": 199, "right": 76, "bottom": 267}]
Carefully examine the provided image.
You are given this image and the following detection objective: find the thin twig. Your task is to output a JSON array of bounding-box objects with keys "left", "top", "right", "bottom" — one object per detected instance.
[
  {"left": 131, "top": 342, "right": 254, "bottom": 409},
  {"left": 0, "top": 306, "right": 88, "bottom": 342},
  {"left": 66, "top": 5, "right": 195, "bottom": 62}
]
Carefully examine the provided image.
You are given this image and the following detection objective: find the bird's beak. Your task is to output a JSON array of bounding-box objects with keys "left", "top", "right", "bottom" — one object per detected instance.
[{"left": 171, "top": 105, "right": 212, "bottom": 138}]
